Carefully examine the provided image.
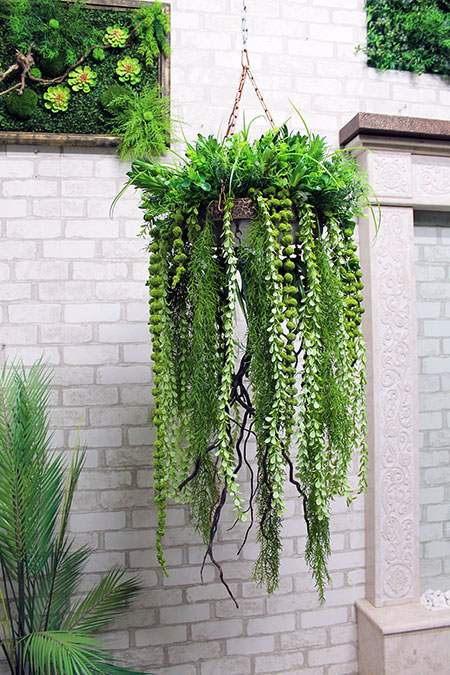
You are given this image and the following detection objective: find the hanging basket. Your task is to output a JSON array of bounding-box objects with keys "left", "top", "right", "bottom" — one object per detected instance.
[{"left": 127, "top": 124, "right": 370, "bottom": 607}]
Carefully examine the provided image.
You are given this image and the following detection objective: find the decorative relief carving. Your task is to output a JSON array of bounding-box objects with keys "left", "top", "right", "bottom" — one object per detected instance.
[
  {"left": 416, "top": 165, "right": 450, "bottom": 196},
  {"left": 374, "top": 208, "right": 417, "bottom": 602},
  {"left": 371, "top": 154, "right": 411, "bottom": 198}
]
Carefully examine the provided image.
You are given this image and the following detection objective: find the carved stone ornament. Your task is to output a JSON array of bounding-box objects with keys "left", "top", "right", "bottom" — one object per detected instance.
[
  {"left": 369, "top": 153, "right": 412, "bottom": 198},
  {"left": 416, "top": 163, "right": 450, "bottom": 197},
  {"left": 373, "top": 207, "right": 418, "bottom": 603}
]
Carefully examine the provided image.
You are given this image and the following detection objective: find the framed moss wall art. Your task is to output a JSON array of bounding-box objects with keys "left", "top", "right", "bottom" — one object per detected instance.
[{"left": 0, "top": 0, "right": 170, "bottom": 154}]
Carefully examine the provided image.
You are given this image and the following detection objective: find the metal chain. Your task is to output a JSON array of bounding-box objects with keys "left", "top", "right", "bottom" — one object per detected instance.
[
  {"left": 225, "top": 49, "right": 275, "bottom": 139},
  {"left": 242, "top": 1, "right": 248, "bottom": 47}
]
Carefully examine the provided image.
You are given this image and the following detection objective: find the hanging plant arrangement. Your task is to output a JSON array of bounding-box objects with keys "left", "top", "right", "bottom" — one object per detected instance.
[
  {"left": 0, "top": 0, "right": 171, "bottom": 158},
  {"left": 127, "top": 121, "right": 370, "bottom": 604}
]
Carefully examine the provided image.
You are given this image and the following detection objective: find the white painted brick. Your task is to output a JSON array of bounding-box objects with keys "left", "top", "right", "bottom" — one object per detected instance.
[
  {"left": 61, "top": 179, "right": 117, "bottom": 198},
  {"left": 15, "top": 260, "right": 68, "bottom": 280},
  {"left": 68, "top": 427, "right": 123, "bottom": 448},
  {"left": 1, "top": 241, "right": 37, "bottom": 259},
  {"left": 426, "top": 503, "right": 450, "bottom": 522},
  {"left": 0, "top": 160, "right": 34, "bottom": 178},
  {"left": 0, "top": 283, "right": 32, "bottom": 301},
  {"left": 66, "top": 220, "right": 119, "bottom": 238},
  {"left": 418, "top": 412, "right": 442, "bottom": 430},
  {"left": 6, "top": 220, "right": 62, "bottom": 238},
  {"left": 169, "top": 642, "right": 221, "bottom": 665},
  {"left": 192, "top": 618, "right": 242, "bottom": 641},
  {"left": 64, "top": 345, "right": 119, "bottom": 365},
  {"left": 90, "top": 406, "right": 148, "bottom": 427},
  {"left": 121, "top": 386, "right": 152, "bottom": 406},
  {"left": 9, "top": 304, "right": 61, "bottom": 324},
  {"left": 1, "top": 346, "right": 60, "bottom": 366},
  {"left": 65, "top": 303, "right": 121, "bottom": 323},
  {"left": 39, "top": 282, "right": 94, "bottom": 303},
  {"left": 424, "top": 540, "right": 450, "bottom": 558},
  {"left": 4, "top": 180, "right": 57, "bottom": 197},
  {"left": 0, "top": 199, "right": 28, "bottom": 217},
  {"left": 288, "top": 38, "right": 334, "bottom": 58},
  {"left": 97, "top": 365, "right": 151, "bottom": 384},
  {"left": 160, "top": 604, "right": 210, "bottom": 625},
  {"left": 309, "top": 644, "right": 356, "bottom": 667},
  {"left": 70, "top": 511, "right": 126, "bottom": 532},
  {"left": 200, "top": 657, "right": 250, "bottom": 675},
  {"left": 126, "top": 303, "right": 149, "bottom": 322},
  {"left": 88, "top": 198, "right": 140, "bottom": 219},
  {"left": 72, "top": 262, "right": 128, "bottom": 280},
  {"left": 101, "top": 240, "right": 147, "bottom": 259},
  {"left": 163, "top": 565, "right": 215, "bottom": 587},
  {"left": 424, "top": 320, "right": 450, "bottom": 337},
  {"left": 99, "top": 324, "right": 149, "bottom": 343},
  {"left": 43, "top": 240, "right": 95, "bottom": 258},
  {"left": 122, "top": 345, "right": 151, "bottom": 365},
  {"left": 0, "top": 264, "right": 10, "bottom": 280},
  {"left": 33, "top": 198, "right": 84, "bottom": 218},
  {"left": 63, "top": 387, "right": 118, "bottom": 406},
  {"left": 0, "top": 326, "right": 37, "bottom": 344},
  {"left": 255, "top": 652, "right": 304, "bottom": 673},
  {"left": 136, "top": 625, "right": 187, "bottom": 647},
  {"left": 226, "top": 635, "right": 274, "bottom": 656},
  {"left": 104, "top": 530, "right": 153, "bottom": 551},
  {"left": 247, "top": 613, "right": 295, "bottom": 636},
  {"left": 280, "top": 627, "right": 327, "bottom": 650},
  {"left": 95, "top": 281, "right": 147, "bottom": 301},
  {"left": 302, "top": 606, "right": 348, "bottom": 628}
]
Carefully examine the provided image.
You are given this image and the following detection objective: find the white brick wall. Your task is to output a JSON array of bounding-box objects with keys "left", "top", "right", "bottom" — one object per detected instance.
[
  {"left": 415, "top": 218, "right": 450, "bottom": 592},
  {"left": 1, "top": 1, "right": 450, "bottom": 673}
]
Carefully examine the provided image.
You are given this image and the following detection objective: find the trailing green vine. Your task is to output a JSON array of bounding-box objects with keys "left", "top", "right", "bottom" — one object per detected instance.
[
  {"left": 128, "top": 124, "right": 371, "bottom": 604},
  {"left": 362, "top": 0, "right": 450, "bottom": 77}
]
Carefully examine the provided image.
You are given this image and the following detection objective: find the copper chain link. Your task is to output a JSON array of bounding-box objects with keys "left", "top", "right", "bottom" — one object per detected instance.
[{"left": 225, "top": 49, "right": 275, "bottom": 139}]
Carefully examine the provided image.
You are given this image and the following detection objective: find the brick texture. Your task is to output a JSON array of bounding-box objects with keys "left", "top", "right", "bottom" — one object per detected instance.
[{"left": 415, "top": 221, "right": 450, "bottom": 594}]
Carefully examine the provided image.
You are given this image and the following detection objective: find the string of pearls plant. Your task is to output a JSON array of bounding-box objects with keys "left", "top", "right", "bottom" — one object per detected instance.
[{"left": 127, "top": 124, "right": 373, "bottom": 604}]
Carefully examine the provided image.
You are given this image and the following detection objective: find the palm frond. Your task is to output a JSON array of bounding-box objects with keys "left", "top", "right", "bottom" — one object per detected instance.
[
  {"left": 23, "top": 631, "right": 107, "bottom": 675},
  {"left": 62, "top": 569, "right": 140, "bottom": 633}
]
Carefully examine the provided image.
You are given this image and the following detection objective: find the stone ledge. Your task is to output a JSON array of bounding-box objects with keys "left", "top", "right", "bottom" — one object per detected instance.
[
  {"left": 356, "top": 598, "right": 450, "bottom": 635},
  {"left": 340, "top": 112, "right": 450, "bottom": 148}
]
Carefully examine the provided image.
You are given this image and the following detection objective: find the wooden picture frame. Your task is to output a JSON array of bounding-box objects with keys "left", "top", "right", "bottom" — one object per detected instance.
[{"left": 0, "top": 0, "right": 170, "bottom": 148}]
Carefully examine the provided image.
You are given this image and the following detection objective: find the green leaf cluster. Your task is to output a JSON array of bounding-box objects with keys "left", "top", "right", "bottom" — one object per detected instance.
[
  {"left": 128, "top": 125, "right": 370, "bottom": 602},
  {"left": 364, "top": 0, "right": 450, "bottom": 76},
  {"left": 0, "top": 360, "right": 150, "bottom": 675}
]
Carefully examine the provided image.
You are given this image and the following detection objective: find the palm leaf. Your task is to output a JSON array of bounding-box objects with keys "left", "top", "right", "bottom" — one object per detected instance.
[
  {"left": 23, "top": 631, "right": 108, "bottom": 675},
  {"left": 62, "top": 569, "right": 140, "bottom": 633}
]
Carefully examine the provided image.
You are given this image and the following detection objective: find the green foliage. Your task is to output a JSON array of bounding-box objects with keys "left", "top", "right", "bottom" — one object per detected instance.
[
  {"left": 108, "top": 85, "right": 171, "bottom": 160},
  {"left": 364, "top": 0, "right": 450, "bottom": 76},
  {"left": 100, "top": 84, "right": 132, "bottom": 111},
  {"left": 116, "top": 56, "right": 142, "bottom": 84},
  {"left": 103, "top": 25, "right": 130, "bottom": 49},
  {"left": 0, "top": 360, "right": 150, "bottom": 675},
  {"left": 68, "top": 65, "right": 97, "bottom": 93},
  {"left": 2, "top": 0, "right": 98, "bottom": 64},
  {"left": 43, "top": 84, "right": 70, "bottom": 112},
  {"left": 132, "top": 1, "right": 170, "bottom": 69},
  {"left": 0, "top": 1, "right": 170, "bottom": 147},
  {"left": 40, "top": 51, "right": 67, "bottom": 76},
  {"left": 128, "top": 124, "right": 370, "bottom": 602},
  {"left": 6, "top": 88, "right": 38, "bottom": 119}
]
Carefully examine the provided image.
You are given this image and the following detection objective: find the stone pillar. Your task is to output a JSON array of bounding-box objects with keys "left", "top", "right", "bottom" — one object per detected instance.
[
  {"left": 359, "top": 204, "right": 420, "bottom": 608},
  {"left": 340, "top": 113, "right": 450, "bottom": 674}
]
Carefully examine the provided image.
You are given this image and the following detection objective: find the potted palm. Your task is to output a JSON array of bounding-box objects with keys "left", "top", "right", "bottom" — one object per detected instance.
[
  {"left": 127, "top": 122, "right": 371, "bottom": 605},
  {"left": 0, "top": 360, "right": 151, "bottom": 675}
]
